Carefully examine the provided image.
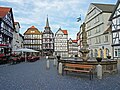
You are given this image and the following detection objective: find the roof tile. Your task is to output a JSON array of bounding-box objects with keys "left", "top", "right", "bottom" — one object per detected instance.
[
  {"left": 61, "top": 30, "right": 68, "bottom": 35},
  {"left": 0, "top": 7, "right": 11, "bottom": 18}
]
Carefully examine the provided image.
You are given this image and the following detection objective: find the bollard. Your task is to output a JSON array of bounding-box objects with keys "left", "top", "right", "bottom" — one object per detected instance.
[
  {"left": 58, "top": 62, "right": 63, "bottom": 75},
  {"left": 97, "top": 64, "right": 102, "bottom": 79},
  {"left": 53, "top": 59, "right": 57, "bottom": 66},
  {"left": 46, "top": 56, "right": 48, "bottom": 59},
  {"left": 117, "top": 60, "right": 120, "bottom": 73},
  {"left": 46, "top": 60, "right": 50, "bottom": 69}
]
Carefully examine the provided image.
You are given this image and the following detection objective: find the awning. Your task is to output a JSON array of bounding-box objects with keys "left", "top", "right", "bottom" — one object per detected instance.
[
  {"left": 0, "top": 44, "right": 8, "bottom": 48},
  {"left": 13, "top": 48, "right": 39, "bottom": 52}
]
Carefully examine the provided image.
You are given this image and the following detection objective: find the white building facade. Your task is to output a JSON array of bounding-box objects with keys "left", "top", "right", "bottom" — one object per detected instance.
[
  {"left": 54, "top": 28, "right": 68, "bottom": 57},
  {"left": 68, "top": 38, "right": 78, "bottom": 57},
  {"left": 12, "top": 22, "right": 20, "bottom": 50},
  {"left": 85, "top": 3, "right": 115, "bottom": 59}
]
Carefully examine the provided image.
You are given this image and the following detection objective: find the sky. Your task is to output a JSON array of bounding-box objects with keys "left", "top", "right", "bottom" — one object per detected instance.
[{"left": 0, "top": 0, "right": 117, "bottom": 39}]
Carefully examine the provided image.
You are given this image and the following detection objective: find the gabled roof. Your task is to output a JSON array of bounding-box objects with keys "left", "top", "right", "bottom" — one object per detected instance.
[
  {"left": 61, "top": 30, "right": 68, "bottom": 35},
  {"left": 0, "top": 6, "right": 15, "bottom": 30},
  {"left": 14, "top": 22, "right": 20, "bottom": 28},
  {"left": 19, "top": 33, "right": 24, "bottom": 39},
  {"left": 0, "top": 7, "right": 11, "bottom": 18},
  {"left": 109, "top": 0, "right": 120, "bottom": 21},
  {"left": 24, "top": 26, "right": 42, "bottom": 35},
  {"left": 103, "top": 26, "right": 112, "bottom": 34},
  {"left": 92, "top": 3, "right": 115, "bottom": 13}
]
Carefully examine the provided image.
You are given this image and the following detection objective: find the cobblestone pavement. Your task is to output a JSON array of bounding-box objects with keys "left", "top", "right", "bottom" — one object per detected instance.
[{"left": 0, "top": 59, "right": 120, "bottom": 90}]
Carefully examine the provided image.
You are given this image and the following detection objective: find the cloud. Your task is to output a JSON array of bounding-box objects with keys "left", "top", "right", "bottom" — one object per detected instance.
[
  {"left": 0, "top": 0, "right": 116, "bottom": 39},
  {"left": 0, "top": 0, "right": 25, "bottom": 4}
]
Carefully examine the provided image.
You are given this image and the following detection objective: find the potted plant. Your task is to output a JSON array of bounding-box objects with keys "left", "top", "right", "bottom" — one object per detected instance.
[
  {"left": 107, "top": 56, "right": 111, "bottom": 59},
  {"left": 57, "top": 55, "right": 61, "bottom": 60},
  {"left": 96, "top": 57, "right": 102, "bottom": 63},
  {"left": 74, "top": 55, "right": 78, "bottom": 60}
]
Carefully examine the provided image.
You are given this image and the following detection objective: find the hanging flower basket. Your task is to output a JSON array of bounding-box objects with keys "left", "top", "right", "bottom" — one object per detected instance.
[
  {"left": 57, "top": 56, "right": 61, "bottom": 60},
  {"left": 107, "top": 56, "right": 111, "bottom": 59},
  {"left": 96, "top": 57, "right": 102, "bottom": 63}
]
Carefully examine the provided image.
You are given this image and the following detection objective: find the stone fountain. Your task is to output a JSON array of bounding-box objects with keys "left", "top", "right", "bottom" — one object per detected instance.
[
  {"left": 58, "top": 22, "right": 117, "bottom": 75},
  {"left": 79, "top": 23, "right": 90, "bottom": 62}
]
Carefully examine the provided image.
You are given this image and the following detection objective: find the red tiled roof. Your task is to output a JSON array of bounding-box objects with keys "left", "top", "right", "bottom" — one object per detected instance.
[
  {"left": 61, "top": 30, "right": 68, "bottom": 35},
  {"left": 14, "top": 22, "right": 19, "bottom": 25},
  {"left": 72, "top": 40, "right": 78, "bottom": 43},
  {"left": 30, "top": 26, "right": 36, "bottom": 28},
  {"left": 0, "top": 7, "right": 11, "bottom": 18}
]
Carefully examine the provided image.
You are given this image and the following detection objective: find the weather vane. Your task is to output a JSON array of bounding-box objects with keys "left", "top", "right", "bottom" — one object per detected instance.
[{"left": 77, "top": 14, "right": 81, "bottom": 22}]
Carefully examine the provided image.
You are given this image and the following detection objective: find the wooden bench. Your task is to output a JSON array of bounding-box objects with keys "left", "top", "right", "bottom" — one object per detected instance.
[{"left": 63, "top": 63, "right": 94, "bottom": 80}]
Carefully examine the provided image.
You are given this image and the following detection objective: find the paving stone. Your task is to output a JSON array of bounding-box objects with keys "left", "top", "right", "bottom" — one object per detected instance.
[{"left": 0, "top": 58, "right": 120, "bottom": 90}]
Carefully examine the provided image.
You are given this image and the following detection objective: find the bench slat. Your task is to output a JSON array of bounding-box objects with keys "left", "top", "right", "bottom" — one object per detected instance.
[
  {"left": 63, "top": 63, "right": 94, "bottom": 80},
  {"left": 64, "top": 64, "right": 94, "bottom": 69},
  {"left": 64, "top": 68, "right": 90, "bottom": 73}
]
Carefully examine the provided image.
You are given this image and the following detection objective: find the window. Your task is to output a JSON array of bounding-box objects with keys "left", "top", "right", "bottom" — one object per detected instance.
[
  {"left": 88, "top": 30, "right": 91, "bottom": 36},
  {"left": 94, "top": 49, "right": 98, "bottom": 57},
  {"left": 30, "top": 31, "right": 35, "bottom": 33},
  {"left": 88, "top": 38, "right": 91, "bottom": 45},
  {"left": 118, "top": 49, "right": 120, "bottom": 57},
  {"left": 106, "top": 48, "right": 109, "bottom": 56},
  {"left": 114, "top": 48, "right": 120, "bottom": 57},
  {"left": 99, "top": 37, "right": 101, "bottom": 43},
  {"left": 94, "top": 16, "right": 99, "bottom": 24},
  {"left": 115, "top": 49, "right": 118, "bottom": 57},
  {"left": 95, "top": 37, "right": 98, "bottom": 44},
  {"left": 112, "top": 19, "right": 117, "bottom": 30},
  {"left": 95, "top": 26, "right": 100, "bottom": 33},
  {"left": 104, "top": 35, "right": 108, "bottom": 42}
]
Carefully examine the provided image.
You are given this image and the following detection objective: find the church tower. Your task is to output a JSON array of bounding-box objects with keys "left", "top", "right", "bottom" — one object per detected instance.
[{"left": 42, "top": 16, "right": 54, "bottom": 56}]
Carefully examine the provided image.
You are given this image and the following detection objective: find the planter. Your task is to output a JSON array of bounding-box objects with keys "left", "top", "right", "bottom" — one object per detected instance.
[
  {"left": 57, "top": 56, "right": 61, "bottom": 60},
  {"left": 107, "top": 56, "right": 111, "bottom": 59},
  {"left": 75, "top": 55, "right": 78, "bottom": 57},
  {"left": 96, "top": 57, "right": 102, "bottom": 63}
]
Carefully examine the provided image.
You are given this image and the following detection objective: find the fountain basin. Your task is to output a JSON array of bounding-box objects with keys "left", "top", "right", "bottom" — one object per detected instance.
[{"left": 59, "top": 58, "right": 118, "bottom": 74}]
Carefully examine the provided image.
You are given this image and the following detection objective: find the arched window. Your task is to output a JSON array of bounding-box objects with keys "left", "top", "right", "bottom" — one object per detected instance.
[
  {"left": 94, "top": 49, "right": 98, "bottom": 57},
  {"left": 100, "top": 48, "right": 103, "bottom": 58},
  {"left": 91, "top": 49, "right": 93, "bottom": 58},
  {"left": 106, "top": 48, "right": 109, "bottom": 56}
]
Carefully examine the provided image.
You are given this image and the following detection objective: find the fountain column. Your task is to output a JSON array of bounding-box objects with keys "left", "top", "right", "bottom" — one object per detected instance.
[{"left": 79, "top": 23, "right": 89, "bottom": 61}]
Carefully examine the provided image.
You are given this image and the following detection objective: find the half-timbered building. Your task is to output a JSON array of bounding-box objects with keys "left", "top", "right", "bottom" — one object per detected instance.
[
  {"left": 109, "top": 0, "right": 120, "bottom": 59},
  {"left": 54, "top": 28, "right": 68, "bottom": 57},
  {"left": 0, "top": 7, "right": 14, "bottom": 56},
  {"left": 42, "top": 17, "right": 54, "bottom": 56},
  {"left": 24, "top": 26, "right": 42, "bottom": 55}
]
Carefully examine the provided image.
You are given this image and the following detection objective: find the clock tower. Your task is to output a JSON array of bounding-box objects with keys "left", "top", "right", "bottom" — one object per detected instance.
[{"left": 42, "top": 16, "right": 54, "bottom": 56}]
